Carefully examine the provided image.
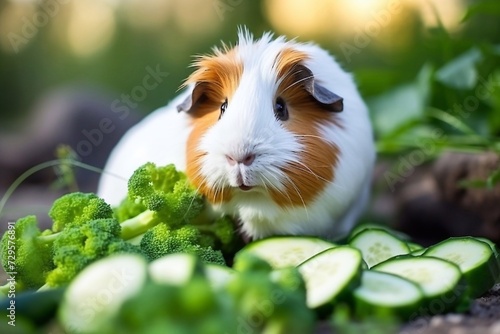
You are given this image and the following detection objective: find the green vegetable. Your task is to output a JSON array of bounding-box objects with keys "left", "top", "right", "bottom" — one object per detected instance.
[
  {"left": 348, "top": 223, "right": 411, "bottom": 241},
  {"left": 48, "top": 192, "right": 114, "bottom": 232},
  {"left": 111, "top": 275, "right": 233, "bottom": 334},
  {"left": 119, "top": 162, "right": 238, "bottom": 263},
  {"left": 475, "top": 237, "right": 500, "bottom": 283},
  {"left": 0, "top": 163, "right": 239, "bottom": 294},
  {"left": 59, "top": 254, "right": 148, "bottom": 334},
  {"left": 237, "top": 236, "right": 337, "bottom": 269},
  {"left": 204, "top": 263, "right": 235, "bottom": 290},
  {"left": 0, "top": 215, "right": 55, "bottom": 291},
  {"left": 423, "top": 237, "right": 500, "bottom": 298},
  {"left": 407, "top": 242, "right": 424, "bottom": 252},
  {"left": 349, "top": 228, "right": 411, "bottom": 268},
  {"left": 77, "top": 253, "right": 314, "bottom": 334},
  {"left": 353, "top": 270, "right": 424, "bottom": 320},
  {"left": 140, "top": 224, "right": 225, "bottom": 265},
  {"left": 227, "top": 252, "right": 316, "bottom": 334},
  {"left": 372, "top": 256, "right": 466, "bottom": 313},
  {"left": 298, "top": 246, "right": 363, "bottom": 310},
  {"left": 119, "top": 162, "right": 205, "bottom": 238},
  {"left": 45, "top": 218, "right": 141, "bottom": 287},
  {"left": 148, "top": 253, "right": 205, "bottom": 286}
]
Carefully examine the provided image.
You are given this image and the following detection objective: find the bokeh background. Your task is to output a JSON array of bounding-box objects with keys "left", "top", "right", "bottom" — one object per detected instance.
[{"left": 0, "top": 0, "right": 499, "bottom": 243}]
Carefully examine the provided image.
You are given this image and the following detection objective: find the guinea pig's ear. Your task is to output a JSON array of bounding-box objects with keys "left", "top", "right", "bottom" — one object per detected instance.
[
  {"left": 176, "top": 83, "right": 207, "bottom": 113},
  {"left": 295, "top": 64, "right": 343, "bottom": 112}
]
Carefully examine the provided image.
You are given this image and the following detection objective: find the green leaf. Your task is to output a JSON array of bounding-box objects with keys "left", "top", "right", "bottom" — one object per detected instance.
[
  {"left": 458, "top": 166, "right": 500, "bottom": 190},
  {"left": 435, "top": 48, "right": 482, "bottom": 90},
  {"left": 369, "top": 65, "right": 432, "bottom": 137},
  {"left": 458, "top": 179, "right": 487, "bottom": 189},
  {"left": 426, "top": 108, "right": 479, "bottom": 136},
  {"left": 486, "top": 167, "right": 500, "bottom": 189},
  {"left": 462, "top": 0, "right": 500, "bottom": 22}
]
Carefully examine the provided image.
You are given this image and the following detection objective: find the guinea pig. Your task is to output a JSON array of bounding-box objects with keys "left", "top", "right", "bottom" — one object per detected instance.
[{"left": 97, "top": 28, "right": 376, "bottom": 240}]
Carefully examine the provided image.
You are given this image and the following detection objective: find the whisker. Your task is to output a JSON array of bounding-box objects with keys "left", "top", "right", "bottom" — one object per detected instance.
[
  {"left": 259, "top": 169, "right": 296, "bottom": 206},
  {"left": 279, "top": 171, "right": 309, "bottom": 217},
  {"left": 281, "top": 73, "right": 314, "bottom": 94},
  {"left": 285, "top": 161, "right": 347, "bottom": 192}
]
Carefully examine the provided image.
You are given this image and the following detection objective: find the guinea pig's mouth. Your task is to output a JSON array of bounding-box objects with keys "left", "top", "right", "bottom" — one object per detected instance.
[{"left": 238, "top": 184, "right": 254, "bottom": 191}]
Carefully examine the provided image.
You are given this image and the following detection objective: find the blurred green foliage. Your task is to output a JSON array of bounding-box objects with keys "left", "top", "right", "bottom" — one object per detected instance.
[{"left": 1, "top": 0, "right": 499, "bottom": 160}]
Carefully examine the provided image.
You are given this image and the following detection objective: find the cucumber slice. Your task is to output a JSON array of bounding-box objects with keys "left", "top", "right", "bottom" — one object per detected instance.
[
  {"left": 349, "top": 228, "right": 411, "bottom": 268},
  {"left": 149, "top": 253, "right": 203, "bottom": 286},
  {"left": 407, "top": 242, "right": 424, "bottom": 252},
  {"left": 238, "top": 236, "right": 336, "bottom": 269},
  {"left": 353, "top": 270, "right": 424, "bottom": 320},
  {"left": 59, "top": 254, "right": 148, "bottom": 333},
  {"left": 298, "top": 246, "right": 362, "bottom": 309},
  {"left": 349, "top": 223, "right": 411, "bottom": 241},
  {"left": 410, "top": 248, "right": 427, "bottom": 257},
  {"left": 423, "top": 237, "right": 499, "bottom": 298},
  {"left": 373, "top": 256, "right": 465, "bottom": 313},
  {"left": 475, "top": 237, "right": 500, "bottom": 283},
  {"left": 204, "top": 263, "right": 234, "bottom": 290}
]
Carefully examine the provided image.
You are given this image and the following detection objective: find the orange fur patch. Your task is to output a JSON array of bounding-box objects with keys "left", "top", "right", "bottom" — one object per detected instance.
[
  {"left": 269, "top": 48, "right": 340, "bottom": 208},
  {"left": 184, "top": 49, "right": 243, "bottom": 204}
]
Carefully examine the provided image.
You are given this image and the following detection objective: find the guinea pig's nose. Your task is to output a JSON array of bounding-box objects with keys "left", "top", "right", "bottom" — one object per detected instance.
[{"left": 226, "top": 153, "right": 255, "bottom": 166}]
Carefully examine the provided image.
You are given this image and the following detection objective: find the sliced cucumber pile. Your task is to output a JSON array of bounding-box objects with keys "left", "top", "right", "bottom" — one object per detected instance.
[
  {"left": 423, "top": 237, "right": 498, "bottom": 298},
  {"left": 237, "top": 224, "right": 500, "bottom": 320},
  {"left": 372, "top": 256, "right": 465, "bottom": 312}
]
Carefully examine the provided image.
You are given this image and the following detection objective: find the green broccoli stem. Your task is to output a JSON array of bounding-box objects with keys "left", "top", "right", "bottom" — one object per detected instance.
[
  {"left": 120, "top": 210, "right": 159, "bottom": 240},
  {"left": 25, "top": 211, "right": 155, "bottom": 249},
  {"left": 37, "top": 233, "right": 59, "bottom": 244}
]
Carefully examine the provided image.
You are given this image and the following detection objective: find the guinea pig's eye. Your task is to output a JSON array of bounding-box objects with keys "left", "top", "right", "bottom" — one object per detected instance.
[
  {"left": 219, "top": 98, "right": 228, "bottom": 120},
  {"left": 274, "top": 97, "right": 289, "bottom": 121}
]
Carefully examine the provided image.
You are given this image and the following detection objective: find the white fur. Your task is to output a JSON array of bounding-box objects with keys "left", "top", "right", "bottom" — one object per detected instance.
[{"left": 97, "top": 30, "right": 375, "bottom": 239}]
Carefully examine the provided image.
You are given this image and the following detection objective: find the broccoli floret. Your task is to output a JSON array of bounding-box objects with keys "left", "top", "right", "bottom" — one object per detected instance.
[
  {"left": 48, "top": 192, "right": 114, "bottom": 232},
  {"left": 45, "top": 218, "right": 141, "bottom": 287},
  {"left": 120, "top": 163, "right": 241, "bottom": 262},
  {"left": 195, "top": 215, "right": 239, "bottom": 253},
  {"left": 128, "top": 163, "right": 204, "bottom": 222},
  {"left": 140, "top": 224, "right": 225, "bottom": 265},
  {"left": 0, "top": 216, "right": 56, "bottom": 291},
  {"left": 119, "top": 163, "right": 205, "bottom": 239}
]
